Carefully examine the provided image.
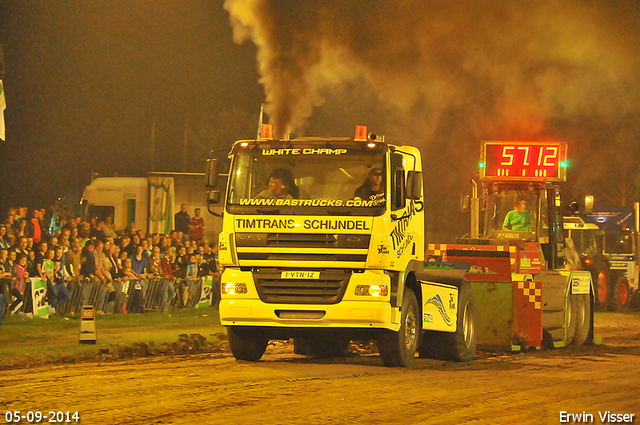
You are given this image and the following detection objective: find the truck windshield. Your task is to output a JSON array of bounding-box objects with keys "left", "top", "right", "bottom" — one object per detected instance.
[
  {"left": 226, "top": 148, "right": 386, "bottom": 215},
  {"left": 604, "top": 231, "right": 634, "bottom": 254}
]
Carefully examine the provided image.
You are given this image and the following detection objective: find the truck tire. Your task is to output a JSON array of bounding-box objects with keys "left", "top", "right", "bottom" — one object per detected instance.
[
  {"left": 228, "top": 326, "right": 268, "bottom": 362},
  {"left": 571, "top": 294, "right": 591, "bottom": 346},
  {"left": 609, "top": 275, "right": 631, "bottom": 312},
  {"left": 418, "top": 281, "right": 476, "bottom": 362},
  {"left": 564, "top": 294, "right": 576, "bottom": 346},
  {"left": 378, "top": 288, "right": 420, "bottom": 367},
  {"left": 592, "top": 266, "right": 609, "bottom": 311}
]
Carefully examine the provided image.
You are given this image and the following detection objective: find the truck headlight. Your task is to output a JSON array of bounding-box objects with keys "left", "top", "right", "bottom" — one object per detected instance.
[
  {"left": 355, "top": 284, "right": 388, "bottom": 297},
  {"left": 222, "top": 282, "right": 248, "bottom": 295}
]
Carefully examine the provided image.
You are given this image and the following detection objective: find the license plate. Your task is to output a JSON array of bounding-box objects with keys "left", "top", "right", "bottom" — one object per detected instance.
[{"left": 281, "top": 271, "right": 320, "bottom": 279}]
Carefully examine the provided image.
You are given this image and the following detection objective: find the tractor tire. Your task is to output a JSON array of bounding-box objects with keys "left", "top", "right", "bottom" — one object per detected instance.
[
  {"left": 609, "top": 275, "right": 631, "bottom": 312},
  {"left": 571, "top": 294, "right": 591, "bottom": 346},
  {"left": 378, "top": 288, "right": 420, "bottom": 367},
  {"left": 564, "top": 294, "right": 576, "bottom": 346},
  {"left": 418, "top": 281, "right": 476, "bottom": 362},
  {"left": 591, "top": 265, "right": 610, "bottom": 311},
  {"left": 228, "top": 326, "right": 268, "bottom": 362}
]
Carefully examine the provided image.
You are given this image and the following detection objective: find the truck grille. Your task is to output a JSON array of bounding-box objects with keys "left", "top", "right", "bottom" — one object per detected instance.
[
  {"left": 253, "top": 268, "right": 351, "bottom": 304},
  {"left": 235, "top": 232, "right": 370, "bottom": 264}
]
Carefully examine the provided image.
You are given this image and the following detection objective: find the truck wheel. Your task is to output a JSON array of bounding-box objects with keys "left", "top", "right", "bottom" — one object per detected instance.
[
  {"left": 378, "top": 288, "right": 420, "bottom": 367},
  {"left": 571, "top": 294, "right": 591, "bottom": 345},
  {"left": 592, "top": 267, "right": 609, "bottom": 310},
  {"left": 418, "top": 281, "right": 476, "bottom": 362},
  {"left": 228, "top": 326, "right": 268, "bottom": 361},
  {"left": 450, "top": 282, "right": 477, "bottom": 361},
  {"left": 609, "top": 275, "right": 631, "bottom": 312}
]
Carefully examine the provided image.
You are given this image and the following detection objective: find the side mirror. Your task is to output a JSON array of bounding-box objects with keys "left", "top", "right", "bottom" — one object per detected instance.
[
  {"left": 207, "top": 190, "right": 222, "bottom": 217},
  {"left": 205, "top": 158, "right": 219, "bottom": 189},
  {"left": 460, "top": 193, "right": 470, "bottom": 212},
  {"left": 584, "top": 195, "right": 594, "bottom": 215},
  {"left": 207, "top": 190, "right": 221, "bottom": 205},
  {"left": 406, "top": 171, "right": 423, "bottom": 200}
]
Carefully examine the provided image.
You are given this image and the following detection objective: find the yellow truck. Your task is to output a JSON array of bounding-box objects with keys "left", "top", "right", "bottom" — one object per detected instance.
[{"left": 206, "top": 125, "right": 475, "bottom": 366}]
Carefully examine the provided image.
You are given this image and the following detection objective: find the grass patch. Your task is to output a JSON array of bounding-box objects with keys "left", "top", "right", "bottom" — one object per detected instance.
[{"left": 0, "top": 307, "right": 225, "bottom": 368}]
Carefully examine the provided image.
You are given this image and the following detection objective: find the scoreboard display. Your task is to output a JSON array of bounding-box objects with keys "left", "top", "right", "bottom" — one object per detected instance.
[{"left": 480, "top": 141, "right": 567, "bottom": 182}]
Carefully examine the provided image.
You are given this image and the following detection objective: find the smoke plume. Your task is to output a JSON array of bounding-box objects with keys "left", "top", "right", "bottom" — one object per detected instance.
[{"left": 224, "top": 0, "right": 640, "bottom": 240}]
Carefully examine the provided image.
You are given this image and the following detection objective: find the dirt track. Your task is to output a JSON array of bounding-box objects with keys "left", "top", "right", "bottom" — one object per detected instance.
[{"left": 2, "top": 313, "right": 639, "bottom": 425}]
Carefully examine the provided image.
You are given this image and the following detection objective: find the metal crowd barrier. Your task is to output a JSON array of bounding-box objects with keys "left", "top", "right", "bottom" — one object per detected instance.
[{"left": 4, "top": 276, "right": 220, "bottom": 316}]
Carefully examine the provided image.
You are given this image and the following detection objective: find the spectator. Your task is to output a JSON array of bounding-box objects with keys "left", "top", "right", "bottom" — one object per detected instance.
[
  {"left": 149, "top": 246, "right": 163, "bottom": 277},
  {"left": 64, "top": 237, "right": 82, "bottom": 279},
  {"left": 189, "top": 208, "right": 205, "bottom": 241},
  {"left": 34, "top": 242, "right": 49, "bottom": 279},
  {"left": 157, "top": 248, "right": 176, "bottom": 313},
  {"left": 38, "top": 208, "right": 50, "bottom": 241},
  {"left": 78, "top": 221, "right": 91, "bottom": 240},
  {"left": 174, "top": 203, "right": 190, "bottom": 237},
  {"left": 0, "top": 225, "right": 11, "bottom": 249},
  {"left": 3, "top": 213, "right": 16, "bottom": 242},
  {"left": 12, "top": 236, "right": 29, "bottom": 257},
  {"left": 41, "top": 248, "right": 55, "bottom": 282},
  {"left": 81, "top": 241, "right": 98, "bottom": 279},
  {"left": 121, "top": 257, "right": 145, "bottom": 314},
  {"left": 161, "top": 246, "right": 177, "bottom": 279},
  {"left": 27, "top": 209, "right": 44, "bottom": 244},
  {"left": 46, "top": 260, "right": 70, "bottom": 314},
  {"left": 91, "top": 220, "right": 105, "bottom": 241},
  {"left": 173, "top": 245, "right": 189, "bottom": 308},
  {"left": 106, "top": 244, "right": 122, "bottom": 280},
  {"left": 130, "top": 244, "right": 149, "bottom": 276},
  {"left": 26, "top": 250, "right": 38, "bottom": 277},
  {"left": 93, "top": 240, "right": 111, "bottom": 281},
  {"left": 102, "top": 216, "right": 117, "bottom": 239},
  {"left": 3, "top": 249, "right": 24, "bottom": 314},
  {"left": 14, "top": 218, "right": 27, "bottom": 239}
]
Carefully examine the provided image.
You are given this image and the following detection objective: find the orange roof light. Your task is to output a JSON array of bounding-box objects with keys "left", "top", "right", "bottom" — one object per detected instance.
[
  {"left": 261, "top": 124, "right": 273, "bottom": 140},
  {"left": 355, "top": 125, "right": 367, "bottom": 141}
]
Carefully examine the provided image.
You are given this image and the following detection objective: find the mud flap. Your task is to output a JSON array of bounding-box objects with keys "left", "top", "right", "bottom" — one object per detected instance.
[
  {"left": 512, "top": 281, "right": 543, "bottom": 349},
  {"left": 468, "top": 281, "right": 514, "bottom": 350}
]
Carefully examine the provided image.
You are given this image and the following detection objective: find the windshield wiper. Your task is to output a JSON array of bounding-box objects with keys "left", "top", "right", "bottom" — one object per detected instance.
[{"left": 256, "top": 208, "right": 280, "bottom": 215}]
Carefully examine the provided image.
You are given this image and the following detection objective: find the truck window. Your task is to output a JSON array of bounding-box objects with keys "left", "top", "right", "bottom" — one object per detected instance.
[
  {"left": 391, "top": 153, "right": 405, "bottom": 211},
  {"left": 227, "top": 148, "right": 386, "bottom": 213},
  {"left": 88, "top": 205, "right": 115, "bottom": 225}
]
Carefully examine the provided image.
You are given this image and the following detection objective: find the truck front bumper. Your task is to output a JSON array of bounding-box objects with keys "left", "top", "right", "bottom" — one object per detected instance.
[{"left": 218, "top": 268, "right": 399, "bottom": 331}]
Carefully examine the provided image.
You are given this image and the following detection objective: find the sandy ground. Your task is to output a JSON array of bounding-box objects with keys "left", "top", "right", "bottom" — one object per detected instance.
[{"left": 1, "top": 313, "right": 639, "bottom": 425}]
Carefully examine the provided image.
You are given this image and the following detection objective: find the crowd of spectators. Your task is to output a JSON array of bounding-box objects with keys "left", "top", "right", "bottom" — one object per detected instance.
[{"left": 0, "top": 204, "right": 220, "bottom": 324}]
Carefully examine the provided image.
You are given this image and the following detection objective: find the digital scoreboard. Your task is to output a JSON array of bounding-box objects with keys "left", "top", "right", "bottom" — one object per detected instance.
[{"left": 480, "top": 141, "right": 567, "bottom": 182}]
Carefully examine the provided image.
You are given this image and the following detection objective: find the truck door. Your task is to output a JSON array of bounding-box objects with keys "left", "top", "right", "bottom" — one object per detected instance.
[{"left": 540, "top": 185, "right": 566, "bottom": 270}]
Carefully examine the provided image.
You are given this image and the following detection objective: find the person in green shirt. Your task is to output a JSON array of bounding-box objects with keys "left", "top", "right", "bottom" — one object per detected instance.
[{"left": 503, "top": 200, "right": 532, "bottom": 231}]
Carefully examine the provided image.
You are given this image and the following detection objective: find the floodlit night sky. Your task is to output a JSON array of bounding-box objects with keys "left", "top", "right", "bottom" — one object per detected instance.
[{"left": 1, "top": 0, "right": 640, "bottom": 241}]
